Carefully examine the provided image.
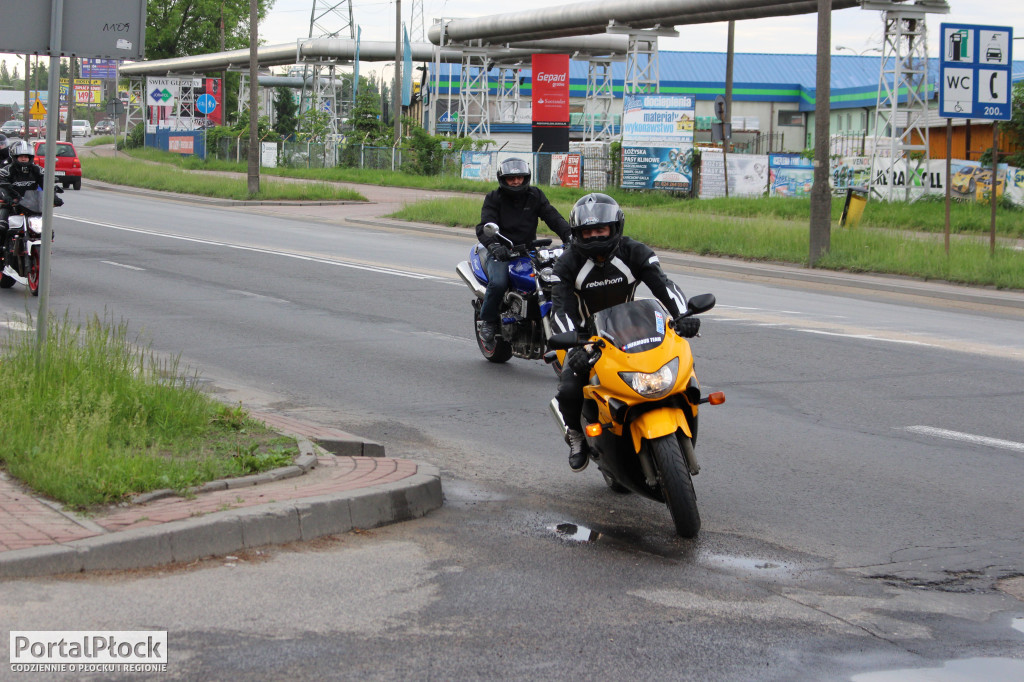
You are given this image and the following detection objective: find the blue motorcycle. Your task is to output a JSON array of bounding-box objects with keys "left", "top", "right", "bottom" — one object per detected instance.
[{"left": 455, "top": 224, "right": 564, "bottom": 365}]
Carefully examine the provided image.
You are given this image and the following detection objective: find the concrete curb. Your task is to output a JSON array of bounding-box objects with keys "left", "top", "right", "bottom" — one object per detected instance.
[
  {"left": 0, "top": 456, "right": 442, "bottom": 580},
  {"left": 130, "top": 436, "right": 321, "bottom": 505}
]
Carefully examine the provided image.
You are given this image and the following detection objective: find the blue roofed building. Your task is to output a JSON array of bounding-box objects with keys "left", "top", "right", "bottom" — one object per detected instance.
[{"left": 429, "top": 50, "right": 1024, "bottom": 156}]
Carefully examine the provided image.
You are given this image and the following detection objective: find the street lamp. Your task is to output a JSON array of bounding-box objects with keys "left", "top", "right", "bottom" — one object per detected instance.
[{"left": 835, "top": 46, "right": 883, "bottom": 56}]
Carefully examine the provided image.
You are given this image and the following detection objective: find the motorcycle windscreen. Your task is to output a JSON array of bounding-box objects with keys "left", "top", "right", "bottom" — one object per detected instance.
[
  {"left": 18, "top": 190, "right": 44, "bottom": 214},
  {"left": 591, "top": 299, "right": 669, "bottom": 353}
]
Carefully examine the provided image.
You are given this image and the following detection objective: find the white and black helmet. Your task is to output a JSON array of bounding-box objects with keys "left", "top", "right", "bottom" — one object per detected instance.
[
  {"left": 496, "top": 157, "right": 531, "bottom": 194},
  {"left": 10, "top": 139, "right": 34, "bottom": 170},
  {"left": 569, "top": 193, "right": 624, "bottom": 259}
]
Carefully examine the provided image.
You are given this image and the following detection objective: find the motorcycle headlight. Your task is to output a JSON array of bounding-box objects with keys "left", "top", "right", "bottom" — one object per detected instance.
[
  {"left": 27, "top": 216, "right": 43, "bottom": 236},
  {"left": 538, "top": 267, "right": 559, "bottom": 284},
  {"left": 619, "top": 357, "right": 678, "bottom": 399}
]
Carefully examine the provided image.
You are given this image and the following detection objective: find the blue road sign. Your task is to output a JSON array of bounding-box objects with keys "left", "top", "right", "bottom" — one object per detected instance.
[
  {"left": 940, "top": 23, "right": 1013, "bottom": 120},
  {"left": 196, "top": 93, "right": 217, "bottom": 115}
]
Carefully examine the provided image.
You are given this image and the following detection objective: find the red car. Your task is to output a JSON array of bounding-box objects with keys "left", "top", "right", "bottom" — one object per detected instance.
[{"left": 33, "top": 140, "right": 82, "bottom": 190}]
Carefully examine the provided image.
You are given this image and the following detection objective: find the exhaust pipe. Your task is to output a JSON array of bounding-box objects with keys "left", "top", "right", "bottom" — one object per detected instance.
[
  {"left": 548, "top": 398, "right": 568, "bottom": 438},
  {"left": 456, "top": 260, "right": 486, "bottom": 299}
]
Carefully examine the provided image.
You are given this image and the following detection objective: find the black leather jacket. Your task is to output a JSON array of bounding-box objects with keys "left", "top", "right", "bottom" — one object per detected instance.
[
  {"left": 475, "top": 185, "right": 571, "bottom": 248},
  {"left": 0, "top": 162, "right": 45, "bottom": 202},
  {"left": 550, "top": 237, "right": 687, "bottom": 334}
]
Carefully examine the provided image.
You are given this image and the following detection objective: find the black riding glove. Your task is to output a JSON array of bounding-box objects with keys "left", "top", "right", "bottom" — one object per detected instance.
[
  {"left": 487, "top": 242, "right": 512, "bottom": 262},
  {"left": 674, "top": 316, "right": 701, "bottom": 338},
  {"left": 566, "top": 347, "right": 598, "bottom": 376}
]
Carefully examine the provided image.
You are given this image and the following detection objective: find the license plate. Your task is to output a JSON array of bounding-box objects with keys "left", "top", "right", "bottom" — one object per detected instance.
[{"left": 54, "top": 170, "right": 65, "bottom": 176}]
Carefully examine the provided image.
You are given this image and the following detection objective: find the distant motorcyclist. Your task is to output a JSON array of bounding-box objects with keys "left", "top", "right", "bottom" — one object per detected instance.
[
  {"left": 475, "top": 157, "right": 571, "bottom": 345},
  {"left": 550, "top": 193, "right": 698, "bottom": 472},
  {"left": 0, "top": 140, "right": 61, "bottom": 266}
]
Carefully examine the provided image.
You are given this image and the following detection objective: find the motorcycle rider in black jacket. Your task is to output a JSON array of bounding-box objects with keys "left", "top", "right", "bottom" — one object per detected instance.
[
  {"left": 475, "top": 157, "right": 571, "bottom": 345},
  {"left": 0, "top": 135, "right": 11, "bottom": 169},
  {"left": 0, "top": 140, "right": 61, "bottom": 268},
  {"left": 550, "top": 193, "right": 700, "bottom": 472}
]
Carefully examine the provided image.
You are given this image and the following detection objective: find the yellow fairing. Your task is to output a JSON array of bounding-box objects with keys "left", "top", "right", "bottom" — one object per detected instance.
[{"left": 628, "top": 407, "right": 691, "bottom": 453}]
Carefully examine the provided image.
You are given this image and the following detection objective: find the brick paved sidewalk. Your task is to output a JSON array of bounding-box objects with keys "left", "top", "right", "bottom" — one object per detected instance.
[{"left": 0, "top": 415, "right": 440, "bottom": 570}]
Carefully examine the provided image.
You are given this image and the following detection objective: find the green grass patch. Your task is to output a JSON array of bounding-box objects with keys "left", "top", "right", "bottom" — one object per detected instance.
[
  {"left": 81, "top": 155, "right": 368, "bottom": 202},
  {"left": 0, "top": 313, "right": 298, "bottom": 509},
  {"left": 392, "top": 196, "right": 1024, "bottom": 290}
]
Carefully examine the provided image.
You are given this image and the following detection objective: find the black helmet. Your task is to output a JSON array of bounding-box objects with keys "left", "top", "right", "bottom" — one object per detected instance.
[
  {"left": 569, "top": 193, "right": 624, "bottom": 259},
  {"left": 0, "top": 134, "right": 7, "bottom": 150},
  {"left": 497, "top": 157, "right": 531, "bottom": 194},
  {"left": 10, "top": 140, "right": 33, "bottom": 170}
]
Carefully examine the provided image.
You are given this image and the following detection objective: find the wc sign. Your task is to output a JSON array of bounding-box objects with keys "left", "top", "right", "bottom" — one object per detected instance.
[{"left": 939, "top": 23, "right": 1013, "bottom": 120}]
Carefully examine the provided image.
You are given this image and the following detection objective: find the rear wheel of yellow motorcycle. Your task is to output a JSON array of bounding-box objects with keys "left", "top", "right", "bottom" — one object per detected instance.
[{"left": 651, "top": 434, "right": 701, "bottom": 538}]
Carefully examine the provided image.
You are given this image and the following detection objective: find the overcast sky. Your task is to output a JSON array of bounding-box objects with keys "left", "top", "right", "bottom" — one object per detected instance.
[{"left": 261, "top": 0, "right": 1021, "bottom": 65}]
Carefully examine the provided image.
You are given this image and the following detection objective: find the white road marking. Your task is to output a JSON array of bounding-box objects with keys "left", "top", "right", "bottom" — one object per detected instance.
[
  {"left": 63, "top": 216, "right": 442, "bottom": 281},
  {"left": 905, "top": 426, "right": 1024, "bottom": 453},
  {"left": 101, "top": 260, "right": 145, "bottom": 271},
  {"left": 797, "top": 329, "right": 936, "bottom": 346},
  {"left": 0, "top": 319, "right": 33, "bottom": 332},
  {"left": 226, "top": 289, "right": 291, "bottom": 304}
]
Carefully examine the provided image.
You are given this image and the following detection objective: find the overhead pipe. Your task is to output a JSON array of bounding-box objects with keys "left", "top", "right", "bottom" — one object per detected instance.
[
  {"left": 119, "top": 33, "right": 641, "bottom": 78},
  {"left": 429, "top": 0, "right": 868, "bottom": 45}
]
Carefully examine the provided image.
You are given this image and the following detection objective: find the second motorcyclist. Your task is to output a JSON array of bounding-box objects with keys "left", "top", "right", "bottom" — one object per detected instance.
[
  {"left": 476, "top": 157, "right": 571, "bottom": 345},
  {"left": 550, "top": 193, "right": 700, "bottom": 472},
  {"left": 0, "top": 140, "right": 61, "bottom": 266}
]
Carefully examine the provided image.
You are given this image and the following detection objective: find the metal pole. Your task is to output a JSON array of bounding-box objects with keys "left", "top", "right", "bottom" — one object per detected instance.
[
  {"left": 38, "top": 0, "right": 65, "bottom": 352},
  {"left": 394, "top": 0, "right": 403, "bottom": 142},
  {"left": 247, "top": 0, "right": 260, "bottom": 194},
  {"left": 809, "top": 0, "right": 832, "bottom": 266},
  {"left": 990, "top": 125, "right": 998, "bottom": 256},
  {"left": 944, "top": 119, "right": 951, "bottom": 255},
  {"left": 723, "top": 20, "right": 734, "bottom": 198}
]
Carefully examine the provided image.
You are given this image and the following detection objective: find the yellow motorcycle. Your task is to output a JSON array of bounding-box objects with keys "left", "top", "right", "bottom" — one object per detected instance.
[{"left": 547, "top": 295, "right": 723, "bottom": 538}]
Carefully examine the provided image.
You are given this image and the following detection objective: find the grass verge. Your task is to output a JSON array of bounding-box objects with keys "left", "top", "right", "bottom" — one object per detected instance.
[
  {"left": 81, "top": 155, "right": 368, "bottom": 202},
  {"left": 0, "top": 313, "right": 298, "bottom": 510},
  {"left": 391, "top": 196, "right": 1024, "bottom": 290}
]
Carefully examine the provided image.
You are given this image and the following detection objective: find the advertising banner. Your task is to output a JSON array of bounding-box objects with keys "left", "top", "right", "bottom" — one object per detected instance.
[
  {"left": 60, "top": 79, "right": 103, "bottom": 106},
  {"left": 80, "top": 58, "right": 119, "bottom": 79},
  {"left": 532, "top": 54, "right": 569, "bottom": 153},
  {"left": 462, "top": 151, "right": 494, "bottom": 181},
  {"left": 531, "top": 54, "right": 570, "bottom": 124},
  {"left": 768, "top": 153, "right": 815, "bottom": 198},
  {"left": 699, "top": 149, "right": 769, "bottom": 198},
  {"left": 621, "top": 146, "right": 694, "bottom": 192},
  {"left": 621, "top": 94, "right": 696, "bottom": 145},
  {"left": 551, "top": 154, "right": 581, "bottom": 188}
]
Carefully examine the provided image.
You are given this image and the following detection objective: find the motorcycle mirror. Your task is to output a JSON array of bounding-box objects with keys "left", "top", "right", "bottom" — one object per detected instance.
[
  {"left": 686, "top": 293, "right": 716, "bottom": 315},
  {"left": 547, "top": 331, "right": 581, "bottom": 351}
]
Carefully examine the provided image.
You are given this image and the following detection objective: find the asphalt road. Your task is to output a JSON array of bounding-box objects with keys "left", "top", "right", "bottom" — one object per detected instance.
[{"left": 1, "top": 188, "right": 1023, "bottom": 680}]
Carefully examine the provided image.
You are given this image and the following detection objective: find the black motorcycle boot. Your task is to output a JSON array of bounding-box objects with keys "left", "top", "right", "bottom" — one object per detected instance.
[
  {"left": 566, "top": 429, "right": 588, "bottom": 472},
  {"left": 480, "top": 320, "right": 497, "bottom": 344}
]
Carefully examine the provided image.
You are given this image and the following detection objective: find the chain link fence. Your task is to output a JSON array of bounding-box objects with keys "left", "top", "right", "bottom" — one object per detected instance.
[{"left": 205, "top": 136, "right": 612, "bottom": 189}]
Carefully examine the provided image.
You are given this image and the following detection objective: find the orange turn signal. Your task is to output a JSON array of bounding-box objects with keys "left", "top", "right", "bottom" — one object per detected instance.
[
  {"left": 585, "top": 423, "right": 603, "bottom": 437},
  {"left": 708, "top": 391, "right": 726, "bottom": 405}
]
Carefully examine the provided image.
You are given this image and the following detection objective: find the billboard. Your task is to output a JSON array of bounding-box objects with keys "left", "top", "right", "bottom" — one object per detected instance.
[
  {"left": 699, "top": 150, "right": 769, "bottom": 198},
  {"left": 531, "top": 54, "right": 570, "bottom": 124},
  {"left": 621, "top": 94, "right": 696, "bottom": 145},
  {"left": 768, "top": 154, "right": 814, "bottom": 198},
  {"left": 532, "top": 54, "right": 569, "bottom": 153},
  {"left": 81, "top": 58, "right": 119, "bottom": 79},
  {"left": 621, "top": 146, "right": 694, "bottom": 192}
]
